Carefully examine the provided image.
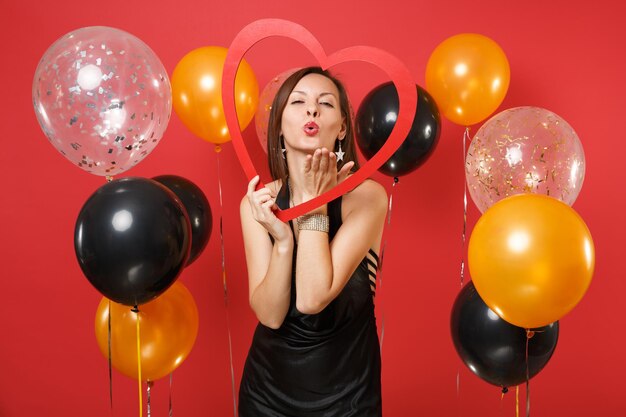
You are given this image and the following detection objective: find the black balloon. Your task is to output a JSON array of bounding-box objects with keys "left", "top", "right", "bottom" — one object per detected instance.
[
  {"left": 450, "top": 282, "right": 559, "bottom": 388},
  {"left": 74, "top": 177, "right": 191, "bottom": 306},
  {"left": 355, "top": 83, "right": 441, "bottom": 177},
  {"left": 153, "top": 175, "right": 212, "bottom": 265}
]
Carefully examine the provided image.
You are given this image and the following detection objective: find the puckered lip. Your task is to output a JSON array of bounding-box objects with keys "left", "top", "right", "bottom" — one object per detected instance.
[{"left": 303, "top": 121, "right": 319, "bottom": 136}]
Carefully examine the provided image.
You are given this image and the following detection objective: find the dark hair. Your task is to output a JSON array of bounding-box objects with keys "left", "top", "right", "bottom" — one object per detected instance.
[{"left": 266, "top": 67, "right": 360, "bottom": 184}]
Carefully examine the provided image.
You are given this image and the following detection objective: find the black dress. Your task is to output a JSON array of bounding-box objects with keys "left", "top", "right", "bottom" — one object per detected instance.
[{"left": 239, "top": 180, "right": 382, "bottom": 416}]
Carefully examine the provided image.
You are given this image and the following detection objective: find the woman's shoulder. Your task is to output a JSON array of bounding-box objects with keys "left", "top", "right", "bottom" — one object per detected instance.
[
  {"left": 343, "top": 178, "right": 388, "bottom": 215},
  {"left": 346, "top": 177, "right": 387, "bottom": 198}
]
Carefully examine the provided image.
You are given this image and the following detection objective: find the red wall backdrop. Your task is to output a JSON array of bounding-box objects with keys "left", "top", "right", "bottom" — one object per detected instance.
[{"left": 1, "top": 0, "right": 624, "bottom": 416}]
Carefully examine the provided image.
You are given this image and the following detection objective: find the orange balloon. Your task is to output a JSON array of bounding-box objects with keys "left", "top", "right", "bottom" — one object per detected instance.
[
  {"left": 425, "top": 33, "right": 510, "bottom": 126},
  {"left": 94, "top": 281, "right": 199, "bottom": 381},
  {"left": 171, "top": 46, "right": 259, "bottom": 144},
  {"left": 468, "top": 194, "right": 595, "bottom": 328}
]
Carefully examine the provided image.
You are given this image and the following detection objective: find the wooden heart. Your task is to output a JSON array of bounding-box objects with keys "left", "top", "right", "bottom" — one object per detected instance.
[{"left": 223, "top": 19, "right": 417, "bottom": 221}]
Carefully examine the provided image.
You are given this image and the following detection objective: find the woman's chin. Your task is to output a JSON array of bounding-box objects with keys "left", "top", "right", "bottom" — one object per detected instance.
[{"left": 297, "top": 137, "right": 335, "bottom": 152}]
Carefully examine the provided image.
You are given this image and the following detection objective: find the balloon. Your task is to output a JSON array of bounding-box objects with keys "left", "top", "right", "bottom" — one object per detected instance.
[
  {"left": 153, "top": 175, "right": 212, "bottom": 265},
  {"left": 75, "top": 177, "right": 191, "bottom": 306},
  {"left": 95, "top": 281, "right": 199, "bottom": 381},
  {"left": 355, "top": 83, "right": 441, "bottom": 177},
  {"left": 468, "top": 194, "right": 595, "bottom": 328},
  {"left": 466, "top": 106, "right": 585, "bottom": 213},
  {"left": 32, "top": 26, "right": 172, "bottom": 176},
  {"left": 171, "top": 46, "right": 258, "bottom": 144},
  {"left": 451, "top": 282, "right": 559, "bottom": 388},
  {"left": 425, "top": 33, "right": 510, "bottom": 126},
  {"left": 254, "top": 68, "right": 299, "bottom": 153}
]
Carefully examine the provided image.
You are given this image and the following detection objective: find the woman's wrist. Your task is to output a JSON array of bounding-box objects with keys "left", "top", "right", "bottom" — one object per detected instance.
[
  {"left": 274, "top": 234, "right": 294, "bottom": 252},
  {"left": 297, "top": 213, "right": 329, "bottom": 233},
  {"left": 306, "top": 205, "right": 327, "bottom": 215},
  {"left": 301, "top": 196, "right": 327, "bottom": 214}
]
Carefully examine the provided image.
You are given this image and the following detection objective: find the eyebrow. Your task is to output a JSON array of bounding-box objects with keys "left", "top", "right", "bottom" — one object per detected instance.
[{"left": 290, "top": 91, "right": 337, "bottom": 99}]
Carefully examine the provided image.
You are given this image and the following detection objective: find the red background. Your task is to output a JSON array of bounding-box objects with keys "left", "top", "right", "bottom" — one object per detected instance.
[{"left": 1, "top": 1, "right": 624, "bottom": 416}]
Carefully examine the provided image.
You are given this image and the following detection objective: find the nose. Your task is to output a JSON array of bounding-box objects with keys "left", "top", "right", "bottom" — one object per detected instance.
[{"left": 306, "top": 105, "right": 318, "bottom": 118}]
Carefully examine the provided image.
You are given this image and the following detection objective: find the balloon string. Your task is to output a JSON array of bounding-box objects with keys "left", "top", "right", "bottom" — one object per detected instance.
[
  {"left": 108, "top": 300, "right": 113, "bottom": 413},
  {"left": 216, "top": 149, "right": 238, "bottom": 417},
  {"left": 132, "top": 306, "right": 142, "bottom": 417},
  {"left": 169, "top": 373, "right": 173, "bottom": 417},
  {"left": 500, "top": 387, "right": 509, "bottom": 416},
  {"left": 456, "top": 128, "right": 470, "bottom": 416},
  {"left": 378, "top": 176, "right": 398, "bottom": 352},
  {"left": 216, "top": 145, "right": 224, "bottom": 208},
  {"left": 147, "top": 381, "right": 153, "bottom": 417},
  {"left": 526, "top": 329, "right": 531, "bottom": 417},
  {"left": 456, "top": 370, "right": 461, "bottom": 417},
  {"left": 516, "top": 386, "right": 519, "bottom": 417},
  {"left": 460, "top": 127, "right": 470, "bottom": 287}
]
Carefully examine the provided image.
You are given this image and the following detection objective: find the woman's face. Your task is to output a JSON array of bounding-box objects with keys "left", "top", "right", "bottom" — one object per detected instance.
[{"left": 280, "top": 73, "right": 346, "bottom": 155}]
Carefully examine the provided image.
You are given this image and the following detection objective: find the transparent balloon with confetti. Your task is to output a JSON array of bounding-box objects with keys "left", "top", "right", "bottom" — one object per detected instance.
[
  {"left": 465, "top": 106, "right": 585, "bottom": 212},
  {"left": 32, "top": 26, "right": 171, "bottom": 176}
]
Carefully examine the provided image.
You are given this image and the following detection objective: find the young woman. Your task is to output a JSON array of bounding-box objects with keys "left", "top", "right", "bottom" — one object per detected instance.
[{"left": 239, "top": 67, "right": 387, "bottom": 416}]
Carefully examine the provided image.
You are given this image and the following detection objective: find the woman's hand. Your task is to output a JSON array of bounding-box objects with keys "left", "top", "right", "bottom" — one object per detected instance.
[
  {"left": 246, "top": 175, "right": 292, "bottom": 243},
  {"left": 302, "top": 147, "right": 355, "bottom": 201}
]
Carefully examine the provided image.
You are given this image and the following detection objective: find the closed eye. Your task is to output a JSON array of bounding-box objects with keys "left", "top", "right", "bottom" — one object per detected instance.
[
  {"left": 320, "top": 102, "right": 335, "bottom": 108},
  {"left": 290, "top": 100, "right": 304, "bottom": 104}
]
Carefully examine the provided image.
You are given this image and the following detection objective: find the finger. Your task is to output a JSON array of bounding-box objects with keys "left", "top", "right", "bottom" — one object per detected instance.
[
  {"left": 250, "top": 197, "right": 269, "bottom": 213},
  {"left": 252, "top": 188, "right": 272, "bottom": 202},
  {"left": 311, "top": 148, "right": 321, "bottom": 172},
  {"left": 337, "top": 161, "right": 355, "bottom": 182},
  {"left": 247, "top": 175, "right": 260, "bottom": 197},
  {"left": 341, "top": 160, "right": 355, "bottom": 174},
  {"left": 328, "top": 151, "right": 337, "bottom": 174},
  {"left": 254, "top": 188, "right": 273, "bottom": 197},
  {"left": 319, "top": 148, "right": 329, "bottom": 172},
  {"left": 257, "top": 193, "right": 272, "bottom": 204},
  {"left": 261, "top": 199, "right": 276, "bottom": 210},
  {"left": 254, "top": 197, "right": 275, "bottom": 218}
]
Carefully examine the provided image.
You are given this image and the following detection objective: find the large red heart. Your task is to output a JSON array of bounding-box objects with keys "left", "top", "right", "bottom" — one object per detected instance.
[{"left": 223, "top": 19, "right": 417, "bottom": 221}]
